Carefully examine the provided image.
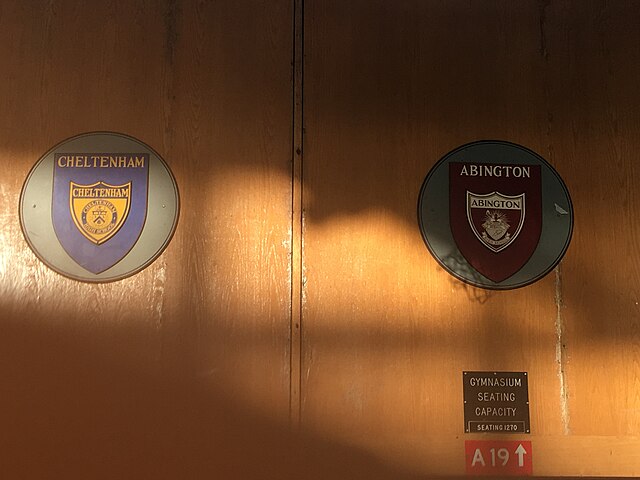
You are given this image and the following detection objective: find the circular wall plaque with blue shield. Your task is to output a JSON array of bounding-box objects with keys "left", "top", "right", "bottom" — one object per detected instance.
[
  {"left": 418, "top": 140, "right": 573, "bottom": 290},
  {"left": 20, "top": 132, "right": 179, "bottom": 282}
]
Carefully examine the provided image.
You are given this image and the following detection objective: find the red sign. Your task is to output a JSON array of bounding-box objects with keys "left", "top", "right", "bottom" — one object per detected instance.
[{"left": 465, "top": 440, "right": 532, "bottom": 476}]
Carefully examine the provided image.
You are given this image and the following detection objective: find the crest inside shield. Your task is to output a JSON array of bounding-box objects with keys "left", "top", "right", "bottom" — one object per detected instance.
[
  {"left": 466, "top": 191, "right": 525, "bottom": 253},
  {"left": 70, "top": 181, "right": 131, "bottom": 245}
]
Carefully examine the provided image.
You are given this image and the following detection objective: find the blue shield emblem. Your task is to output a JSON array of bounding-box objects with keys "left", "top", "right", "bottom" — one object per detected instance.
[{"left": 52, "top": 153, "right": 149, "bottom": 274}]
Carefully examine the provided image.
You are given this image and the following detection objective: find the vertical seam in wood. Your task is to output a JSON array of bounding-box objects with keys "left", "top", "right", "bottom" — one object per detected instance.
[
  {"left": 290, "top": 0, "right": 304, "bottom": 430},
  {"left": 160, "top": 0, "right": 180, "bottom": 368},
  {"left": 555, "top": 264, "right": 571, "bottom": 434},
  {"left": 540, "top": 0, "right": 570, "bottom": 436}
]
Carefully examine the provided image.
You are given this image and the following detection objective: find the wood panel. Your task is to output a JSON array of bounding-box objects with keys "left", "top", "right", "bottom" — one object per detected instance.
[
  {"left": 543, "top": 1, "right": 640, "bottom": 436},
  {"left": 302, "top": 0, "right": 640, "bottom": 476},
  {"left": 0, "top": 1, "right": 294, "bottom": 478},
  {"left": 1, "top": 0, "right": 640, "bottom": 478},
  {"left": 302, "top": 0, "right": 560, "bottom": 448}
]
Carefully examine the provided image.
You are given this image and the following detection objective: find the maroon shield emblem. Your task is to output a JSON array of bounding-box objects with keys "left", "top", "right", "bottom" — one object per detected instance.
[{"left": 450, "top": 163, "right": 542, "bottom": 282}]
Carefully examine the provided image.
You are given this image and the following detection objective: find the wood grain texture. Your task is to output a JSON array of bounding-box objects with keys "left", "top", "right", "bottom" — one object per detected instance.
[
  {"left": 542, "top": 1, "right": 640, "bottom": 437},
  {"left": 0, "top": 1, "right": 294, "bottom": 478},
  {"left": 1, "top": 0, "right": 640, "bottom": 478},
  {"left": 302, "top": 0, "right": 559, "bottom": 426},
  {"left": 302, "top": 0, "right": 640, "bottom": 476}
]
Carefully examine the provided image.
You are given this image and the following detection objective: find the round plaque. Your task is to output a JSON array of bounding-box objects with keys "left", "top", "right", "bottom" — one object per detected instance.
[
  {"left": 418, "top": 140, "right": 573, "bottom": 290},
  {"left": 20, "top": 132, "right": 179, "bottom": 282}
]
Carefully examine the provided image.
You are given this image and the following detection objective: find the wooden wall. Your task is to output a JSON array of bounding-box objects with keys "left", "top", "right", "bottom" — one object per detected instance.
[
  {"left": 303, "top": 0, "right": 640, "bottom": 476},
  {"left": 0, "top": 0, "right": 638, "bottom": 478},
  {"left": 0, "top": 1, "right": 295, "bottom": 478}
]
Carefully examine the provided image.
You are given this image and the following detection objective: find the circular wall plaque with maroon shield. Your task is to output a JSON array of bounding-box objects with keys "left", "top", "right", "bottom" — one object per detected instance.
[
  {"left": 418, "top": 141, "right": 573, "bottom": 290},
  {"left": 20, "top": 132, "right": 179, "bottom": 282}
]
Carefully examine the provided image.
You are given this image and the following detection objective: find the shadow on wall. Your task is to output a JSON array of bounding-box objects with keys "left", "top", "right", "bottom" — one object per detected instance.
[
  {"left": 2, "top": 1, "right": 640, "bottom": 477},
  {"left": 0, "top": 307, "right": 434, "bottom": 480}
]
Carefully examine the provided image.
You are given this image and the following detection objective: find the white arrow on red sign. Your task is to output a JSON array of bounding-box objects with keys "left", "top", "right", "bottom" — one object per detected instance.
[
  {"left": 515, "top": 443, "right": 527, "bottom": 467},
  {"left": 465, "top": 440, "right": 533, "bottom": 476}
]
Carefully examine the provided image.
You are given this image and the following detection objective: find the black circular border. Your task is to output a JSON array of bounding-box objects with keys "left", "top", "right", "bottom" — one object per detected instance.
[{"left": 417, "top": 140, "right": 574, "bottom": 290}]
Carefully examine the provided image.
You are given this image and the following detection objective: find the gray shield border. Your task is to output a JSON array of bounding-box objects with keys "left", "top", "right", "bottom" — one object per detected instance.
[{"left": 20, "top": 132, "right": 180, "bottom": 282}]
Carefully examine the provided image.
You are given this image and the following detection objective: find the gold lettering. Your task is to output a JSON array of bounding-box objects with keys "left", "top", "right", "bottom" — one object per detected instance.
[{"left": 57, "top": 153, "right": 147, "bottom": 168}]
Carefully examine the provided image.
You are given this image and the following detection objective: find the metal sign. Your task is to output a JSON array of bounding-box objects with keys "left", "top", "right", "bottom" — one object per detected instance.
[
  {"left": 463, "top": 371, "right": 530, "bottom": 434},
  {"left": 418, "top": 141, "right": 573, "bottom": 289},
  {"left": 20, "top": 132, "right": 179, "bottom": 282}
]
